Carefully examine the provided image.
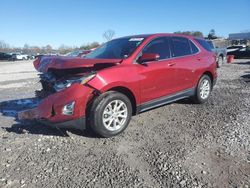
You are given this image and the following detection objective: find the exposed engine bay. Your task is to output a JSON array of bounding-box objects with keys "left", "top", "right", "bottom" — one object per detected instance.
[{"left": 34, "top": 56, "right": 119, "bottom": 98}]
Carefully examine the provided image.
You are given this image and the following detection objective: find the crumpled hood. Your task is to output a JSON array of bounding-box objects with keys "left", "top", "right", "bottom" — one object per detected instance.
[{"left": 33, "top": 56, "right": 122, "bottom": 73}]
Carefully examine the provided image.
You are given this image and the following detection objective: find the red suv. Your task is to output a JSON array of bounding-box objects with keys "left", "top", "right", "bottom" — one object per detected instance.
[{"left": 18, "top": 34, "right": 217, "bottom": 137}]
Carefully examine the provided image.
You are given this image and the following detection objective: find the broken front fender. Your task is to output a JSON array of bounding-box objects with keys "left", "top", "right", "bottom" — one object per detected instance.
[{"left": 18, "top": 84, "right": 95, "bottom": 123}]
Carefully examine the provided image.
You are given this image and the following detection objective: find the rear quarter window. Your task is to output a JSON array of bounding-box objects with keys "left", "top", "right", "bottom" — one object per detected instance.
[
  {"left": 195, "top": 39, "right": 213, "bottom": 52},
  {"left": 189, "top": 40, "right": 199, "bottom": 54}
]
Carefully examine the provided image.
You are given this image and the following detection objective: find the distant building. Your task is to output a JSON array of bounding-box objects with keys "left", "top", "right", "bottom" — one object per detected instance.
[
  {"left": 228, "top": 32, "right": 250, "bottom": 45},
  {"left": 229, "top": 32, "right": 250, "bottom": 40}
]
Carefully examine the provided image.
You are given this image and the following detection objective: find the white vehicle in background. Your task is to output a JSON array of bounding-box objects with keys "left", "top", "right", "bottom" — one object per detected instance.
[
  {"left": 226, "top": 45, "right": 246, "bottom": 53},
  {"left": 11, "top": 53, "right": 29, "bottom": 60}
]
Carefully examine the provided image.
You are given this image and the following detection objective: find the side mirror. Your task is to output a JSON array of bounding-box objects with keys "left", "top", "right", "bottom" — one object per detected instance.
[{"left": 138, "top": 53, "right": 160, "bottom": 63}]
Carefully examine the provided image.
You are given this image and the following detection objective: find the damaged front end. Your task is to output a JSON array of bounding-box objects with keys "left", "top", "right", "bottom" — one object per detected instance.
[
  {"left": 35, "top": 70, "right": 96, "bottom": 98},
  {"left": 18, "top": 56, "right": 119, "bottom": 130},
  {"left": 18, "top": 71, "right": 96, "bottom": 130}
]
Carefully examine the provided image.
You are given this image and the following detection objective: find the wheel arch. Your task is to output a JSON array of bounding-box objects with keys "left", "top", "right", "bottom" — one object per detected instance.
[
  {"left": 202, "top": 71, "right": 214, "bottom": 85},
  {"left": 107, "top": 86, "right": 137, "bottom": 116}
]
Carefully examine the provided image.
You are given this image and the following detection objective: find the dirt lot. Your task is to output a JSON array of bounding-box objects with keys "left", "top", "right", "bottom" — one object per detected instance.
[{"left": 0, "top": 59, "right": 249, "bottom": 187}]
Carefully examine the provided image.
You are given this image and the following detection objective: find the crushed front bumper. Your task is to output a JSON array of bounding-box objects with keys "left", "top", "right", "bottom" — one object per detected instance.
[
  {"left": 18, "top": 84, "right": 94, "bottom": 131},
  {"left": 18, "top": 109, "right": 86, "bottom": 131},
  {"left": 39, "top": 117, "right": 86, "bottom": 131}
]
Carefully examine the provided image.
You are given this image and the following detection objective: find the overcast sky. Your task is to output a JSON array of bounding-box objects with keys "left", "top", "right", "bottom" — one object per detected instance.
[{"left": 1, "top": 0, "right": 249, "bottom": 48}]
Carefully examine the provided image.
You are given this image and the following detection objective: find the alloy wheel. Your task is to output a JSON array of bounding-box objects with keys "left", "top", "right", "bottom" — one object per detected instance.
[
  {"left": 102, "top": 100, "right": 128, "bottom": 131},
  {"left": 200, "top": 79, "right": 210, "bottom": 99}
]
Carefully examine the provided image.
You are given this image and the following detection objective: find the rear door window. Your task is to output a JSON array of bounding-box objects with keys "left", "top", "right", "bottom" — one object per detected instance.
[
  {"left": 142, "top": 37, "right": 170, "bottom": 60},
  {"left": 171, "top": 37, "right": 192, "bottom": 57}
]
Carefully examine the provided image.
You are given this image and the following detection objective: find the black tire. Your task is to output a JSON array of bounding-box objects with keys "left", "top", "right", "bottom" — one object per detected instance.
[
  {"left": 217, "top": 55, "right": 223, "bottom": 68},
  {"left": 193, "top": 75, "right": 212, "bottom": 104},
  {"left": 89, "top": 91, "right": 132, "bottom": 137}
]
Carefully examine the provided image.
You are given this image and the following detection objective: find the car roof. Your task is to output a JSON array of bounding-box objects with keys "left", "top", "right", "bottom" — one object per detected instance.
[{"left": 117, "top": 33, "right": 196, "bottom": 40}]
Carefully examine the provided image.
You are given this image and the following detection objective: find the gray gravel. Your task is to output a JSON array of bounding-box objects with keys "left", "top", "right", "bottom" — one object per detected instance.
[{"left": 0, "top": 60, "right": 249, "bottom": 187}]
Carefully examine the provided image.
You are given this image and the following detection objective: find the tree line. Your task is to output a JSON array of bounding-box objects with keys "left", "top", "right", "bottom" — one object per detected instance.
[
  {"left": 0, "top": 30, "right": 114, "bottom": 55},
  {"left": 174, "top": 29, "right": 218, "bottom": 39},
  {"left": 0, "top": 29, "right": 218, "bottom": 55},
  {"left": 0, "top": 41, "right": 101, "bottom": 55}
]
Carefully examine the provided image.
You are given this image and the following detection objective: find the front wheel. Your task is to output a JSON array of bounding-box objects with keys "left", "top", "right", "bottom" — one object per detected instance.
[
  {"left": 193, "top": 75, "right": 212, "bottom": 104},
  {"left": 89, "top": 91, "right": 132, "bottom": 137}
]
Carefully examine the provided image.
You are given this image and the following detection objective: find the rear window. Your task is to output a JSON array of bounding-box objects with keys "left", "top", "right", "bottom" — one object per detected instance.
[
  {"left": 171, "top": 37, "right": 192, "bottom": 57},
  {"left": 195, "top": 39, "right": 212, "bottom": 52}
]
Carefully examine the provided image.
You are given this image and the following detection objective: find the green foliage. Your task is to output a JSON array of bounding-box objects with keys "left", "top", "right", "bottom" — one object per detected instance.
[
  {"left": 208, "top": 29, "right": 217, "bottom": 39},
  {"left": 174, "top": 31, "right": 204, "bottom": 38}
]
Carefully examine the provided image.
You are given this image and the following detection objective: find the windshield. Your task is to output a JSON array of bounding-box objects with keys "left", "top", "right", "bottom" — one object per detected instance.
[
  {"left": 85, "top": 37, "right": 145, "bottom": 59},
  {"left": 68, "top": 51, "right": 81, "bottom": 57}
]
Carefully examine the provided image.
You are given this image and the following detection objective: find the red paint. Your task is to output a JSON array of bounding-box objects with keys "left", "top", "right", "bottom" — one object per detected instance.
[
  {"left": 138, "top": 53, "right": 160, "bottom": 62},
  {"left": 20, "top": 84, "right": 94, "bottom": 123},
  {"left": 37, "top": 84, "right": 94, "bottom": 122},
  {"left": 34, "top": 56, "right": 121, "bottom": 73},
  {"left": 23, "top": 33, "right": 217, "bottom": 126},
  {"left": 227, "top": 55, "right": 234, "bottom": 63}
]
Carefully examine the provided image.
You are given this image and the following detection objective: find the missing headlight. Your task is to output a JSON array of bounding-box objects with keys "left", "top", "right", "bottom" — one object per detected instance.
[{"left": 53, "top": 74, "right": 96, "bottom": 92}]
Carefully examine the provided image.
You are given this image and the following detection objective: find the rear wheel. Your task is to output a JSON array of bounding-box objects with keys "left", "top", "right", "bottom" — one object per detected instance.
[
  {"left": 89, "top": 91, "right": 132, "bottom": 137},
  {"left": 217, "top": 56, "right": 223, "bottom": 68},
  {"left": 193, "top": 75, "right": 212, "bottom": 104}
]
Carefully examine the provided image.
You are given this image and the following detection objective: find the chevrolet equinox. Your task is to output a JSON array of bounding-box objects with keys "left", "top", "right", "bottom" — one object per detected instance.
[{"left": 18, "top": 34, "right": 217, "bottom": 137}]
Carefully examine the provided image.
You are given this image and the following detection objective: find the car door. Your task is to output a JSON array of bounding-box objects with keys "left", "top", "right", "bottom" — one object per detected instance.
[
  {"left": 170, "top": 37, "right": 199, "bottom": 91},
  {"left": 137, "top": 37, "right": 177, "bottom": 104}
]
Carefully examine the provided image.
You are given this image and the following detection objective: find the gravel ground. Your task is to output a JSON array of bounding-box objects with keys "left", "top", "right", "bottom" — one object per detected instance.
[{"left": 0, "top": 59, "right": 249, "bottom": 187}]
